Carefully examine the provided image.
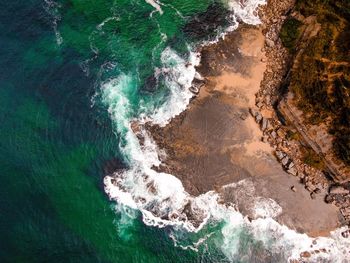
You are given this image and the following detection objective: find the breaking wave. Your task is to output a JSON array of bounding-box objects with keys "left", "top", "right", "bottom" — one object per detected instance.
[{"left": 99, "top": 0, "right": 350, "bottom": 262}]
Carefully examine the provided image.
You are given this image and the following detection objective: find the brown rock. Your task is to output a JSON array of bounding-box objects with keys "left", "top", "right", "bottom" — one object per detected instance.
[
  {"left": 341, "top": 230, "right": 350, "bottom": 238},
  {"left": 329, "top": 186, "right": 349, "bottom": 195},
  {"left": 300, "top": 251, "right": 311, "bottom": 258},
  {"left": 310, "top": 192, "right": 316, "bottom": 199},
  {"left": 266, "top": 38, "right": 275, "bottom": 47}
]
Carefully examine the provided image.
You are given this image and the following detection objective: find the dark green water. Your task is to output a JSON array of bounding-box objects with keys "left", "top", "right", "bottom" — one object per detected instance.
[
  {"left": 2, "top": 1, "right": 348, "bottom": 262},
  {"left": 0, "top": 0, "right": 228, "bottom": 262}
]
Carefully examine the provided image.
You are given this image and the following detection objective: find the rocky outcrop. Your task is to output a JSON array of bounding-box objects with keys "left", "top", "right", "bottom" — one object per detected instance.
[{"left": 252, "top": 0, "right": 350, "bottom": 226}]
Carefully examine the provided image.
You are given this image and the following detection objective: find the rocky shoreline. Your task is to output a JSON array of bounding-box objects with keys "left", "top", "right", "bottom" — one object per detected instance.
[
  {"left": 254, "top": 0, "right": 350, "bottom": 227},
  {"left": 143, "top": 0, "right": 350, "bottom": 240}
]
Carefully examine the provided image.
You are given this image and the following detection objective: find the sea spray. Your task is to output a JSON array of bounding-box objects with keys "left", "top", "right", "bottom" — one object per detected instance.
[{"left": 100, "top": 1, "right": 350, "bottom": 262}]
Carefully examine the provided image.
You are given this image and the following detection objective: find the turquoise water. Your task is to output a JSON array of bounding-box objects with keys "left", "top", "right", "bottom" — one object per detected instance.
[
  {"left": 1, "top": 1, "right": 349, "bottom": 262},
  {"left": 0, "top": 0, "right": 230, "bottom": 262}
]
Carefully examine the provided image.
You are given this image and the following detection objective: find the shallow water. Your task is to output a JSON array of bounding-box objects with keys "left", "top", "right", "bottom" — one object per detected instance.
[{"left": 1, "top": 1, "right": 349, "bottom": 262}]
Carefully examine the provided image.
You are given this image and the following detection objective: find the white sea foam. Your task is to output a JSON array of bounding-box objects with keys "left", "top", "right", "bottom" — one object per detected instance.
[
  {"left": 101, "top": 1, "right": 350, "bottom": 262},
  {"left": 150, "top": 47, "right": 200, "bottom": 126},
  {"left": 227, "top": 0, "right": 266, "bottom": 25},
  {"left": 43, "top": 0, "right": 63, "bottom": 46}
]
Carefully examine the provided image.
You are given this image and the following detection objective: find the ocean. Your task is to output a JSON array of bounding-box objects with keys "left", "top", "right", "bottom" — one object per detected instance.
[{"left": 0, "top": 0, "right": 349, "bottom": 262}]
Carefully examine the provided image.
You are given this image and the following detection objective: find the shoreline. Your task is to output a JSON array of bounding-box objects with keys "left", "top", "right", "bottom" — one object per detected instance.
[{"left": 147, "top": 0, "right": 349, "bottom": 238}]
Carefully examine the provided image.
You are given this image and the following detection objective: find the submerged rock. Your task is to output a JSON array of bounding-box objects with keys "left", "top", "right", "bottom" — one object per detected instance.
[{"left": 341, "top": 229, "right": 350, "bottom": 238}]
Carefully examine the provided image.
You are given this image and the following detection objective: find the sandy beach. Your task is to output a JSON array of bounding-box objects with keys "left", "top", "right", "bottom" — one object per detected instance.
[{"left": 149, "top": 25, "right": 341, "bottom": 237}]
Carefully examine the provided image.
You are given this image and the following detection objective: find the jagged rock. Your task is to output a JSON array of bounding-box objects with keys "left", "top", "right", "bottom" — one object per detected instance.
[
  {"left": 189, "top": 85, "right": 199, "bottom": 94},
  {"left": 287, "top": 167, "right": 298, "bottom": 176},
  {"left": 325, "top": 194, "right": 335, "bottom": 204},
  {"left": 314, "top": 188, "right": 322, "bottom": 194},
  {"left": 310, "top": 192, "right": 316, "bottom": 199},
  {"left": 291, "top": 186, "right": 296, "bottom": 192},
  {"left": 281, "top": 156, "right": 289, "bottom": 166},
  {"left": 306, "top": 183, "right": 316, "bottom": 193},
  {"left": 261, "top": 118, "right": 269, "bottom": 130},
  {"left": 340, "top": 207, "right": 350, "bottom": 215},
  {"left": 255, "top": 112, "right": 263, "bottom": 123},
  {"left": 256, "top": 101, "right": 263, "bottom": 108},
  {"left": 276, "top": 150, "right": 285, "bottom": 160},
  {"left": 240, "top": 112, "right": 248, "bottom": 120},
  {"left": 249, "top": 108, "right": 257, "bottom": 117},
  {"left": 341, "top": 230, "right": 350, "bottom": 238},
  {"left": 266, "top": 38, "right": 275, "bottom": 47},
  {"left": 277, "top": 128, "right": 286, "bottom": 138},
  {"left": 329, "top": 186, "right": 349, "bottom": 195},
  {"left": 288, "top": 162, "right": 295, "bottom": 169},
  {"left": 300, "top": 251, "right": 311, "bottom": 258},
  {"left": 271, "top": 130, "right": 277, "bottom": 139}
]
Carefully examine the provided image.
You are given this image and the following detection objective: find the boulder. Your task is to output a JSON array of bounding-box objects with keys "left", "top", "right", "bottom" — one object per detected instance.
[
  {"left": 288, "top": 162, "right": 295, "bottom": 169},
  {"left": 281, "top": 156, "right": 289, "bottom": 166},
  {"left": 255, "top": 113, "right": 263, "bottom": 123},
  {"left": 240, "top": 112, "right": 248, "bottom": 120},
  {"left": 261, "top": 118, "right": 269, "bottom": 131},
  {"left": 329, "top": 186, "right": 349, "bottom": 195},
  {"left": 266, "top": 38, "right": 275, "bottom": 48},
  {"left": 287, "top": 167, "right": 298, "bottom": 176},
  {"left": 249, "top": 108, "right": 258, "bottom": 117},
  {"left": 256, "top": 101, "right": 263, "bottom": 109},
  {"left": 310, "top": 192, "right": 316, "bottom": 199},
  {"left": 341, "top": 230, "right": 350, "bottom": 238},
  {"left": 300, "top": 251, "right": 311, "bottom": 258},
  {"left": 276, "top": 150, "right": 285, "bottom": 160},
  {"left": 271, "top": 130, "right": 277, "bottom": 139}
]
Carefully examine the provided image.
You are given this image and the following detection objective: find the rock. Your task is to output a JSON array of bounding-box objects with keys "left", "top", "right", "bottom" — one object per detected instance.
[
  {"left": 287, "top": 167, "right": 298, "bottom": 176},
  {"left": 256, "top": 101, "right": 263, "bottom": 109},
  {"left": 300, "top": 251, "right": 311, "bottom": 258},
  {"left": 310, "top": 192, "right": 316, "bottom": 199},
  {"left": 288, "top": 162, "right": 295, "bottom": 169},
  {"left": 266, "top": 38, "right": 275, "bottom": 48},
  {"left": 314, "top": 188, "right": 322, "bottom": 194},
  {"left": 340, "top": 208, "right": 350, "bottom": 217},
  {"left": 249, "top": 108, "right": 258, "bottom": 117},
  {"left": 329, "top": 186, "right": 349, "bottom": 195},
  {"left": 261, "top": 118, "right": 269, "bottom": 130},
  {"left": 276, "top": 150, "right": 285, "bottom": 160},
  {"left": 189, "top": 85, "right": 199, "bottom": 94},
  {"left": 240, "top": 112, "right": 248, "bottom": 120},
  {"left": 341, "top": 230, "right": 350, "bottom": 238},
  {"left": 142, "top": 74, "right": 158, "bottom": 92},
  {"left": 262, "top": 136, "right": 268, "bottom": 143},
  {"left": 281, "top": 156, "right": 289, "bottom": 166},
  {"left": 265, "top": 95, "right": 271, "bottom": 105},
  {"left": 306, "top": 183, "right": 316, "bottom": 193},
  {"left": 277, "top": 128, "right": 286, "bottom": 138},
  {"left": 271, "top": 130, "right": 277, "bottom": 139},
  {"left": 291, "top": 186, "right": 296, "bottom": 192},
  {"left": 255, "top": 112, "right": 263, "bottom": 123},
  {"left": 261, "top": 57, "right": 267, "bottom": 63}
]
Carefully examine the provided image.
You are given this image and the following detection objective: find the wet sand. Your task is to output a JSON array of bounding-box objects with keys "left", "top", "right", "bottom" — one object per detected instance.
[{"left": 149, "top": 26, "right": 341, "bottom": 236}]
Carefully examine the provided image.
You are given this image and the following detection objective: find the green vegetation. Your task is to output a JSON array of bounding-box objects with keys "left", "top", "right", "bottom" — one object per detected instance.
[
  {"left": 302, "top": 147, "right": 326, "bottom": 170},
  {"left": 280, "top": 18, "right": 303, "bottom": 52},
  {"left": 286, "top": 130, "right": 302, "bottom": 141},
  {"left": 287, "top": 0, "right": 350, "bottom": 165}
]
